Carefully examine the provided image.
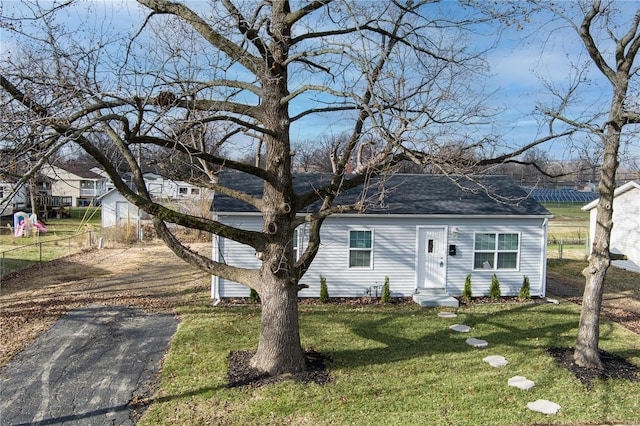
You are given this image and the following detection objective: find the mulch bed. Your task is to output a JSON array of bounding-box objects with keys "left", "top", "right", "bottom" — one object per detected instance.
[
  {"left": 219, "top": 297, "right": 415, "bottom": 306},
  {"left": 227, "top": 349, "right": 332, "bottom": 388},
  {"left": 547, "top": 347, "right": 640, "bottom": 389},
  {"left": 458, "top": 296, "right": 547, "bottom": 305}
]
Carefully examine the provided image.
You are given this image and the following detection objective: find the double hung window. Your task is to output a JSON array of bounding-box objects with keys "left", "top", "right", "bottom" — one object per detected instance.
[
  {"left": 349, "top": 230, "right": 373, "bottom": 268},
  {"left": 473, "top": 233, "right": 519, "bottom": 270}
]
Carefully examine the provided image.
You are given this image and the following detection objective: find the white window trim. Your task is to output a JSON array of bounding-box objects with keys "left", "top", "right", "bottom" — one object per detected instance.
[
  {"left": 348, "top": 229, "right": 374, "bottom": 269},
  {"left": 472, "top": 232, "right": 520, "bottom": 271},
  {"left": 293, "top": 228, "right": 300, "bottom": 261}
]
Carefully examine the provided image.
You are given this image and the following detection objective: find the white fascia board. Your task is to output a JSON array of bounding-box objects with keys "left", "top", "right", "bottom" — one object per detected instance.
[{"left": 214, "top": 211, "right": 554, "bottom": 220}]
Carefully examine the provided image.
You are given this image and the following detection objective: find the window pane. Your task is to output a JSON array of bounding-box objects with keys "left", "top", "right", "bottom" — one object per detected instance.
[
  {"left": 498, "top": 234, "right": 519, "bottom": 250},
  {"left": 349, "top": 231, "right": 371, "bottom": 249},
  {"left": 474, "top": 253, "right": 494, "bottom": 269},
  {"left": 475, "top": 234, "right": 495, "bottom": 251},
  {"left": 349, "top": 250, "right": 371, "bottom": 267},
  {"left": 497, "top": 252, "right": 517, "bottom": 269}
]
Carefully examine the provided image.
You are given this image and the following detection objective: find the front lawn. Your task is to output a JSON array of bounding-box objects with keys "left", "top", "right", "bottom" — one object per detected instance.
[{"left": 140, "top": 299, "right": 640, "bottom": 425}]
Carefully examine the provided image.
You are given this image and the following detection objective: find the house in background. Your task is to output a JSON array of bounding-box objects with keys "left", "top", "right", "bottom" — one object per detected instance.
[
  {"left": 583, "top": 180, "right": 640, "bottom": 273},
  {"left": 41, "top": 164, "right": 106, "bottom": 207},
  {"left": 210, "top": 172, "right": 553, "bottom": 306},
  {"left": 142, "top": 173, "right": 205, "bottom": 201},
  {"left": 0, "top": 173, "right": 68, "bottom": 222},
  {"left": 0, "top": 178, "right": 28, "bottom": 217},
  {"left": 99, "top": 176, "right": 213, "bottom": 238}
]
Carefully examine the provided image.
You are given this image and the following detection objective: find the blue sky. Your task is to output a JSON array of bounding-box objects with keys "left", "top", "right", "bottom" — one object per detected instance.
[{"left": 1, "top": 0, "right": 638, "bottom": 167}]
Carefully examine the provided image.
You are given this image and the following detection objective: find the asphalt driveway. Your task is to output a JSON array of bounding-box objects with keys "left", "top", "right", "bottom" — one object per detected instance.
[{"left": 0, "top": 304, "right": 178, "bottom": 426}]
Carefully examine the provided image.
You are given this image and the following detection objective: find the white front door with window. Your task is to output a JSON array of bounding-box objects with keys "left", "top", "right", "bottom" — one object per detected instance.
[{"left": 417, "top": 227, "right": 446, "bottom": 289}]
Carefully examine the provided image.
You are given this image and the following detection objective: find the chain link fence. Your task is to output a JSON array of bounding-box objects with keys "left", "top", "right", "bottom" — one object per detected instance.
[
  {"left": 547, "top": 238, "right": 589, "bottom": 261},
  {"left": 0, "top": 231, "right": 97, "bottom": 286}
]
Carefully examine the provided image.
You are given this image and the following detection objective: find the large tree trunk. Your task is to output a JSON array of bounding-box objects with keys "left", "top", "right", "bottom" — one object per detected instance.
[
  {"left": 250, "top": 270, "right": 306, "bottom": 374},
  {"left": 574, "top": 121, "right": 620, "bottom": 369},
  {"left": 245, "top": 0, "right": 307, "bottom": 376}
]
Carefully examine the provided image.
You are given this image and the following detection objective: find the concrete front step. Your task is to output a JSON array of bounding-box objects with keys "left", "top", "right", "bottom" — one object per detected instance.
[{"left": 413, "top": 289, "right": 459, "bottom": 307}]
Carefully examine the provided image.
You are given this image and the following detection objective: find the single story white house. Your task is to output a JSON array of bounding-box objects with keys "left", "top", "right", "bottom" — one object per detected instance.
[
  {"left": 583, "top": 180, "right": 640, "bottom": 273},
  {"left": 211, "top": 172, "right": 552, "bottom": 302}
]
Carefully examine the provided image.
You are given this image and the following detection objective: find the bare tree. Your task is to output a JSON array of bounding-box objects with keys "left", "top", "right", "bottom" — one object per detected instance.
[
  {"left": 1, "top": 0, "right": 569, "bottom": 375},
  {"left": 539, "top": 0, "right": 640, "bottom": 369}
]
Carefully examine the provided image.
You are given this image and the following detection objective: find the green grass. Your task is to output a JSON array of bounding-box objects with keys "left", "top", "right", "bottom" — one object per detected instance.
[
  {"left": 548, "top": 258, "right": 640, "bottom": 297},
  {"left": 140, "top": 299, "right": 640, "bottom": 426},
  {"left": 542, "top": 202, "right": 591, "bottom": 221},
  {"left": 0, "top": 207, "right": 101, "bottom": 275}
]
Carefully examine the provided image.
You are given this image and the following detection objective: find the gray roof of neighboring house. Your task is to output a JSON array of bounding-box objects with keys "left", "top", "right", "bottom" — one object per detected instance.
[
  {"left": 213, "top": 171, "right": 551, "bottom": 217},
  {"left": 55, "top": 163, "right": 104, "bottom": 179}
]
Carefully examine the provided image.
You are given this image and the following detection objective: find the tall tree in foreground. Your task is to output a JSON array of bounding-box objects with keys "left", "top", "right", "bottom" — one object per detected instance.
[
  {"left": 1, "top": 0, "right": 567, "bottom": 375},
  {"left": 542, "top": 0, "right": 640, "bottom": 369}
]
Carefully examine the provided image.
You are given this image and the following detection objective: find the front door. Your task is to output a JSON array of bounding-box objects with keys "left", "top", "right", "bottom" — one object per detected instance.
[{"left": 417, "top": 227, "right": 446, "bottom": 289}]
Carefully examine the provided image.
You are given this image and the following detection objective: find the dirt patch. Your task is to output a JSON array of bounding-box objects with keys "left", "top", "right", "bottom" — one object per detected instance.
[
  {"left": 547, "top": 347, "right": 640, "bottom": 389},
  {"left": 226, "top": 349, "right": 332, "bottom": 388},
  {"left": 0, "top": 242, "right": 209, "bottom": 367},
  {"left": 546, "top": 277, "right": 640, "bottom": 335}
]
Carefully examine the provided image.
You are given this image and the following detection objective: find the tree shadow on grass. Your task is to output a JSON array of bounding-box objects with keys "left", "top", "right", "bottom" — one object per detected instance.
[
  {"left": 313, "top": 303, "right": 639, "bottom": 387},
  {"left": 320, "top": 303, "right": 580, "bottom": 366}
]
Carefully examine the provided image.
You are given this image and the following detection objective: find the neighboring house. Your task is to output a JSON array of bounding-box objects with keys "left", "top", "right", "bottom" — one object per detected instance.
[
  {"left": 583, "top": 180, "right": 640, "bottom": 273},
  {"left": 0, "top": 179, "right": 28, "bottom": 217},
  {"left": 142, "top": 173, "right": 205, "bottom": 200},
  {"left": 99, "top": 177, "right": 213, "bottom": 236},
  {"left": 41, "top": 164, "right": 106, "bottom": 207},
  {"left": 0, "top": 174, "right": 63, "bottom": 220},
  {"left": 210, "top": 172, "right": 552, "bottom": 303}
]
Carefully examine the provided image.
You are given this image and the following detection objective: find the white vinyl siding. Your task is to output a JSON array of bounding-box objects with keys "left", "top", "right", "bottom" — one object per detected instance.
[
  {"left": 589, "top": 183, "right": 640, "bottom": 269},
  {"left": 610, "top": 187, "right": 640, "bottom": 266},
  {"left": 473, "top": 232, "right": 519, "bottom": 270},
  {"left": 349, "top": 230, "right": 373, "bottom": 268},
  {"left": 214, "top": 215, "right": 548, "bottom": 298}
]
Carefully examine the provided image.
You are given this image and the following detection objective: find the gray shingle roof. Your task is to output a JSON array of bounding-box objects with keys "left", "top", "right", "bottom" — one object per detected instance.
[{"left": 213, "top": 171, "right": 551, "bottom": 216}]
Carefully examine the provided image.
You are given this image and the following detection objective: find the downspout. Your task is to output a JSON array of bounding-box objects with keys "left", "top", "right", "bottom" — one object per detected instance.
[
  {"left": 540, "top": 218, "right": 549, "bottom": 297},
  {"left": 210, "top": 213, "right": 221, "bottom": 306}
]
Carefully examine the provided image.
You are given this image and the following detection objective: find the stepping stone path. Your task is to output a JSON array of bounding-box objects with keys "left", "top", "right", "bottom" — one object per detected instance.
[
  {"left": 465, "top": 337, "right": 488, "bottom": 348},
  {"left": 527, "top": 400, "right": 561, "bottom": 415},
  {"left": 508, "top": 375, "right": 536, "bottom": 390},
  {"left": 440, "top": 310, "right": 561, "bottom": 415},
  {"left": 483, "top": 355, "right": 508, "bottom": 368}
]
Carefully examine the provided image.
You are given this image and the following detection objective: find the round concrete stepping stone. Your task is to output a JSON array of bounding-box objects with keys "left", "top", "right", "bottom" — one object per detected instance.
[
  {"left": 508, "top": 376, "right": 535, "bottom": 390},
  {"left": 438, "top": 312, "right": 457, "bottom": 318},
  {"left": 483, "top": 355, "right": 508, "bottom": 367},
  {"left": 527, "top": 399, "right": 561, "bottom": 414},
  {"left": 450, "top": 324, "right": 471, "bottom": 332},
  {"left": 465, "top": 337, "right": 488, "bottom": 348}
]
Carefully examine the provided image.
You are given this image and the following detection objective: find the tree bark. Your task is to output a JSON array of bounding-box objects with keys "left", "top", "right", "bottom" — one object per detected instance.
[
  {"left": 247, "top": 0, "right": 307, "bottom": 375},
  {"left": 250, "top": 271, "right": 306, "bottom": 374},
  {"left": 574, "top": 117, "right": 621, "bottom": 370}
]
